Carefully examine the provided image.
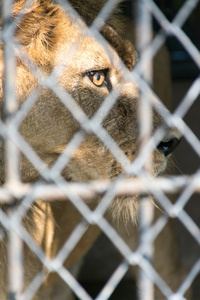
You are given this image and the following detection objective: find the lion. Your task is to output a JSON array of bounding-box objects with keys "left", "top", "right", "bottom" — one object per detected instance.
[{"left": 0, "top": 0, "right": 190, "bottom": 299}]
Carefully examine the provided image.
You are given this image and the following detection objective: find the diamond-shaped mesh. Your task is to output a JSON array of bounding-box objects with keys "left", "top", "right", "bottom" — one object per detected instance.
[{"left": 0, "top": 0, "right": 199, "bottom": 300}]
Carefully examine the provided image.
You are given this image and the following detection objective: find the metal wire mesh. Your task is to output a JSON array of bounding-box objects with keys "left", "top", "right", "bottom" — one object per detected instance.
[{"left": 0, "top": 0, "right": 199, "bottom": 300}]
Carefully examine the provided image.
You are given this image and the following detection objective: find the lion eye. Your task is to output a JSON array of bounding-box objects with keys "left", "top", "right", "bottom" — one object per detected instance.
[{"left": 88, "top": 71, "right": 106, "bottom": 87}]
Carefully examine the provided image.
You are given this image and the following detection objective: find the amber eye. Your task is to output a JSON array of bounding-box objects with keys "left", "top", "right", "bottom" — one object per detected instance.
[{"left": 88, "top": 71, "right": 106, "bottom": 87}]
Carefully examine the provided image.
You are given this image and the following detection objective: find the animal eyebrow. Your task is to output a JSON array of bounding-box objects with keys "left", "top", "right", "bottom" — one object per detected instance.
[{"left": 82, "top": 67, "right": 109, "bottom": 75}]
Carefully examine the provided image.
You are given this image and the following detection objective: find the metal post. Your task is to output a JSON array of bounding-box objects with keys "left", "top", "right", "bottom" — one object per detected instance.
[
  {"left": 1, "top": 0, "right": 24, "bottom": 298},
  {"left": 136, "top": 0, "right": 154, "bottom": 299}
]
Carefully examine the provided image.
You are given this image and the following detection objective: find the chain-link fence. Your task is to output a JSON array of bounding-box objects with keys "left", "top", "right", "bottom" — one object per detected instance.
[{"left": 0, "top": 0, "right": 199, "bottom": 299}]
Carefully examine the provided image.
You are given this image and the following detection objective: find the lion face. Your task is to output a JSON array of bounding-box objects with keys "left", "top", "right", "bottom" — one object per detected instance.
[{"left": 1, "top": 0, "right": 181, "bottom": 187}]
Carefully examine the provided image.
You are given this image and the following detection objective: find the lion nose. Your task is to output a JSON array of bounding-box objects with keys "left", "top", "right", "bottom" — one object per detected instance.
[{"left": 157, "top": 138, "right": 181, "bottom": 157}]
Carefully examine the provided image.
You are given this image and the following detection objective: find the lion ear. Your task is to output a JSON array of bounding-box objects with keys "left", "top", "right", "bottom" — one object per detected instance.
[
  {"left": 101, "top": 25, "right": 137, "bottom": 70},
  {"left": 13, "top": 0, "right": 63, "bottom": 66}
]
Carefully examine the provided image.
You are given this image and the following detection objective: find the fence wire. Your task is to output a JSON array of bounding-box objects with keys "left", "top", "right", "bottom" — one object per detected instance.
[{"left": 0, "top": 0, "right": 200, "bottom": 300}]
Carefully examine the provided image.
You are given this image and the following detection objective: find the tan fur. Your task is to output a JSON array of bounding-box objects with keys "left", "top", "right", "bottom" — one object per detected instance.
[{"left": 0, "top": 1, "right": 188, "bottom": 299}]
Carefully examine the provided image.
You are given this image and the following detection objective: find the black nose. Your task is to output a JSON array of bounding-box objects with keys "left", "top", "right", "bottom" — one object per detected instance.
[{"left": 157, "top": 138, "right": 181, "bottom": 157}]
